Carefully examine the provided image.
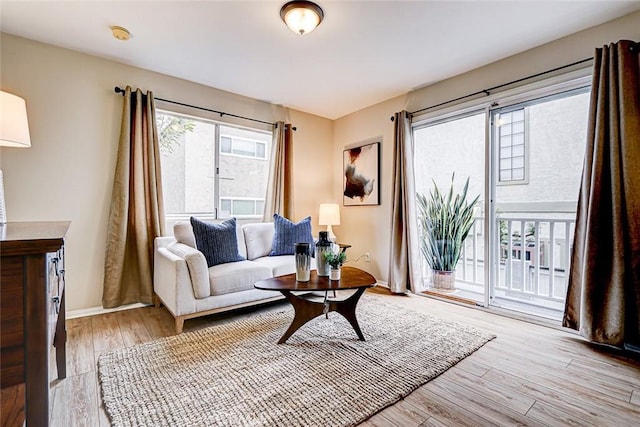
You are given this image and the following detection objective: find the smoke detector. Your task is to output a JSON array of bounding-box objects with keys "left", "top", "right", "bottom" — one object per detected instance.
[{"left": 111, "top": 26, "right": 131, "bottom": 41}]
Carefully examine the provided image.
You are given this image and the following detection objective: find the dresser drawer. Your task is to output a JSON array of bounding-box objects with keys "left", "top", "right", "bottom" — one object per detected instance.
[{"left": 0, "top": 256, "right": 25, "bottom": 388}]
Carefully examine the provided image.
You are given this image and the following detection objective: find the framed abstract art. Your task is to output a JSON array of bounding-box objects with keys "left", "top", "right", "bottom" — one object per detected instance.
[{"left": 343, "top": 141, "right": 380, "bottom": 206}]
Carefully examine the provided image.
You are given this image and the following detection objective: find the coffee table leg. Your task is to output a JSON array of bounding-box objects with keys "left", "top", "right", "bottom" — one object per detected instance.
[
  {"left": 278, "top": 291, "right": 326, "bottom": 344},
  {"left": 277, "top": 287, "right": 369, "bottom": 343},
  {"left": 334, "top": 287, "right": 367, "bottom": 341}
]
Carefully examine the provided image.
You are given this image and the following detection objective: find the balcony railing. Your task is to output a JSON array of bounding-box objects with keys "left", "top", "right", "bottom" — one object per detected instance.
[{"left": 436, "top": 215, "right": 576, "bottom": 312}]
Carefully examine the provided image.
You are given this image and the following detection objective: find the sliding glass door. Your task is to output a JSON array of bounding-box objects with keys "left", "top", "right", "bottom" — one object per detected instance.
[
  {"left": 489, "top": 89, "right": 590, "bottom": 319},
  {"left": 413, "top": 79, "right": 591, "bottom": 320},
  {"left": 414, "top": 110, "right": 488, "bottom": 305}
]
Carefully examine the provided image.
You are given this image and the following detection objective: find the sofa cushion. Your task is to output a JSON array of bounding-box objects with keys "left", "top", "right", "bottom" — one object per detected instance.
[
  {"left": 243, "top": 223, "right": 275, "bottom": 260},
  {"left": 270, "top": 214, "right": 315, "bottom": 256},
  {"left": 254, "top": 255, "right": 317, "bottom": 277},
  {"left": 191, "top": 217, "right": 245, "bottom": 267},
  {"left": 208, "top": 261, "right": 272, "bottom": 296}
]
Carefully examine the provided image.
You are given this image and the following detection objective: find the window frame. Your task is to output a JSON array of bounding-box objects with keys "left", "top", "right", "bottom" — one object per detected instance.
[
  {"left": 410, "top": 68, "right": 592, "bottom": 308},
  {"left": 156, "top": 108, "right": 272, "bottom": 222}
]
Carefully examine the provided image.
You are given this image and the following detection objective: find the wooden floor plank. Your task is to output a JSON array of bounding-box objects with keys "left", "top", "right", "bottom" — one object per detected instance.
[
  {"left": 139, "top": 305, "right": 176, "bottom": 338},
  {"left": 53, "top": 372, "right": 100, "bottom": 427},
  {"left": 424, "top": 375, "right": 544, "bottom": 426},
  {"left": 484, "top": 367, "right": 640, "bottom": 426},
  {"left": 40, "top": 289, "right": 640, "bottom": 426},
  {"left": 91, "top": 313, "right": 125, "bottom": 359},
  {"left": 404, "top": 386, "right": 494, "bottom": 427},
  {"left": 114, "top": 308, "right": 153, "bottom": 347},
  {"left": 445, "top": 366, "right": 535, "bottom": 415},
  {"left": 419, "top": 418, "right": 448, "bottom": 427},
  {"left": 66, "top": 316, "right": 95, "bottom": 377},
  {"left": 363, "top": 411, "right": 399, "bottom": 427},
  {"left": 451, "top": 357, "right": 491, "bottom": 377},
  {"left": 94, "top": 369, "right": 111, "bottom": 427},
  {"left": 374, "top": 399, "right": 430, "bottom": 427},
  {"left": 525, "top": 401, "right": 600, "bottom": 427}
]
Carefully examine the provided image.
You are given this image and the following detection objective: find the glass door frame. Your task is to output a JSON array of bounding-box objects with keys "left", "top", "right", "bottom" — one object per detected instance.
[{"left": 411, "top": 70, "right": 592, "bottom": 310}]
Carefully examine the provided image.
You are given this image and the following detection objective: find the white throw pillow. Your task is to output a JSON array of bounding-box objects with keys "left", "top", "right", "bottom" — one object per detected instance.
[
  {"left": 243, "top": 223, "right": 275, "bottom": 260},
  {"left": 174, "top": 221, "right": 196, "bottom": 248}
]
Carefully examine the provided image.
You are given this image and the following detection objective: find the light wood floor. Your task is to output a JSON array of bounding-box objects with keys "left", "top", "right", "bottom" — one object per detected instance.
[{"left": 2, "top": 287, "right": 639, "bottom": 426}]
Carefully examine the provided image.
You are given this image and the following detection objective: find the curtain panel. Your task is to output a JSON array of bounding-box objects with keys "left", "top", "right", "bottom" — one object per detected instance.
[
  {"left": 103, "top": 86, "right": 166, "bottom": 308},
  {"left": 563, "top": 40, "right": 640, "bottom": 349},
  {"left": 388, "top": 111, "right": 423, "bottom": 293},
  {"left": 263, "top": 121, "right": 294, "bottom": 221}
]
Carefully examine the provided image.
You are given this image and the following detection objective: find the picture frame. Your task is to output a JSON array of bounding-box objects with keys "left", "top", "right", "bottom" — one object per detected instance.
[{"left": 343, "top": 141, "right": 380, "bottom": 206}]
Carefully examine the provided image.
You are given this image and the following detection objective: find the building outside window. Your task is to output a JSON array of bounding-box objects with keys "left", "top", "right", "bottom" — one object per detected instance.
[
  {"left": 220, "top": 198, "right": 265, "bottom": 217},
  {"left": 156, "top": 111, "right": 271, "bottom": 228},
  {"left": 497, "top": 108, "right": 527, "bottom": 183},
  {"left": 220, "top": 135, "right": 267, "bottom": 159}
]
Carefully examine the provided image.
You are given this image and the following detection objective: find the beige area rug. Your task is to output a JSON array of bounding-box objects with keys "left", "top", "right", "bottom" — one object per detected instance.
[{"left": 98, "top": 293, "right": 495, "bottom": 427}]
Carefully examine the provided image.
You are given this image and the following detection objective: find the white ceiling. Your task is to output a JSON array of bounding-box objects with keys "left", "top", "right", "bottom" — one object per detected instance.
[{"left": 2, "top": 1, "right": 639, "bottom": 119}]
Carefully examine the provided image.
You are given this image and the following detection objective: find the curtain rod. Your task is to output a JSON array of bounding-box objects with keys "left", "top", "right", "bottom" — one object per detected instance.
[
  {"left": 390, "top": 57, "right": 593, "bottom": 121},
  {"left": 113, "top": 86, "right": 292, "bottom": 129}
]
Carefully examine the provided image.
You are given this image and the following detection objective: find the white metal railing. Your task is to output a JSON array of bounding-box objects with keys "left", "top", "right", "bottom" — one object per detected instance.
[{"left": 449, "top": 215, "right": 576, "bottom": 306}]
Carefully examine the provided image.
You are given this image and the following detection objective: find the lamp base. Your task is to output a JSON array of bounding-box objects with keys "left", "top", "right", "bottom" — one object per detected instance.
[
  {"left": 0, "top": 169, "right": 6, "bottom": 225},
  {"left": 326, "top": 224, "right": 336, "bottom": 242}
]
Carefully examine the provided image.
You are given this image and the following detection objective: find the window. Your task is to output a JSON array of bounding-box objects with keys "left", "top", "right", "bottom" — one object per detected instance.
[
  {"left": 220, "top": 135, "right": 267, "bottom": 159},
  {"left": 157, "top": 111, "right": 271, "bottom": 226},
  {"left": 220, "top": 198, "right": 265, "bottom": 217},
  {"left": 497, "top": 108, "right": 527, "bottom": 183}
]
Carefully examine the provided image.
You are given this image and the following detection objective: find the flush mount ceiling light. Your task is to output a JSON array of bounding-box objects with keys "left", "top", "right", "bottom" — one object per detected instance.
[
  {"left": 280, "top": 1, "right": 324, "bottom": 36},
  {"left": 111, "top": 26, "right": 131, "bottom": 41}
]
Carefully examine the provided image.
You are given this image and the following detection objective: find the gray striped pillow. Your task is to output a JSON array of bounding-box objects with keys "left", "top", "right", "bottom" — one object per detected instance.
[
  {"left": 190, "top": 217, "right": 245, "bottom": 267},
  {"left": 270, "top": 214, "right": 315, "bottom": 256}
]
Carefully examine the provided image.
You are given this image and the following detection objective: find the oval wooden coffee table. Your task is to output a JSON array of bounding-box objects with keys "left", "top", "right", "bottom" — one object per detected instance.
[{"left": 254, "top": 266, "right": 376, "bottom": 344}]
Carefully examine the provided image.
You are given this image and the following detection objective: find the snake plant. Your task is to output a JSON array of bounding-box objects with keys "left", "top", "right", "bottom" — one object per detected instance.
[{"left": 417, "top": 175, "right": 479, "bottom": 272}]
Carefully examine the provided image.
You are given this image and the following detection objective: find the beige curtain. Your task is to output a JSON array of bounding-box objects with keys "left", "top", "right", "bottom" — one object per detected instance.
[
  {"left": 388, "top": 111, "right": 423, "bottom": 293},
  {"left": 103, "top": 86, "right": 166, "bottom": 308},
  {"left": 263, "top": 121, "right": 294, "bottom": 220},
  {"left": 563, "top": 40, "right": 640, "bottom": 349}
]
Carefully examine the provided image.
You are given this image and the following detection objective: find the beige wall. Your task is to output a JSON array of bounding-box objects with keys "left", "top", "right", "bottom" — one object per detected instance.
[
  {"left": 0, "top": 34, "right": 332, "bottom": 311},
  {"left": 332, "top": 11, "right": 640, "bottom": 285}
]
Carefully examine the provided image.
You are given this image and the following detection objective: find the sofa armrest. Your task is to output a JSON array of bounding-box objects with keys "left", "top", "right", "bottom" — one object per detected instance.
[
  {"left": 155, "top": 236, "right": 176, "bottom": 250},
  {"left": 154, "top": 247, "right": 197, "bottom": 316},
  {"left": 166, "top": 242, "right": 211, "bottom": 299}
]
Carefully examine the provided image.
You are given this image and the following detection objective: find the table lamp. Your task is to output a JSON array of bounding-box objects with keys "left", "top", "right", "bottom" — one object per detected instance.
[
  {"left": 318, "top": 203, "right": 340, "bottom": 241},
  {"left": 0, "top": 90, "right": 32, "bottom": 225}
]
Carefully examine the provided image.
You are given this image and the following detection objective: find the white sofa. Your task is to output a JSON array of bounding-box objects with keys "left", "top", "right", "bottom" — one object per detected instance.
[{"left": 154, "top": 221, "right": 315, "bottom": 333}]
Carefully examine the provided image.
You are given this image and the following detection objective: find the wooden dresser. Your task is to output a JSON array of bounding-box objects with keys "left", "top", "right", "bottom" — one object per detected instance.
[{"left": 1, "top": 221, "right": 70, "bottom": 426}]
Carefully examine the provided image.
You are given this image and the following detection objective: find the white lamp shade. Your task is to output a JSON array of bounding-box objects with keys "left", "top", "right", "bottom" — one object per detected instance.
[
  {"left": 319, "top": 203, "right": 340, "bottom": 226},
  {"left": 280, "top": 1, "right": 324, "bottom": 35},
  {"left": 0, "top": 91, "right": 31, "bottom": 148}
]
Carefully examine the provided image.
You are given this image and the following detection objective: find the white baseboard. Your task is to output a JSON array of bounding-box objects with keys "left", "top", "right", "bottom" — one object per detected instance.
[{"left": 66, "top": 303, "right": 150, "bottom": 320}]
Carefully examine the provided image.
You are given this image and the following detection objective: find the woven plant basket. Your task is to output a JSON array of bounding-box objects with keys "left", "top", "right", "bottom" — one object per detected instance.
[{"left": 431, "top": 269, "right": 456, "bottom": 291}]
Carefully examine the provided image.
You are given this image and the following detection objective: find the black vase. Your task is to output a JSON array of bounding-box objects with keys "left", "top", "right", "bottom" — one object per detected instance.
[{"left": 315, "top": 231, "right": 332, "bottom": 276}]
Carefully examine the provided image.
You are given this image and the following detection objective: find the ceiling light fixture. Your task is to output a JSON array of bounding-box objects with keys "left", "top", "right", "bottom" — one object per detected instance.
[
  {"left": 280, "top": 1, "right": 324, "bottom": 36},
  {"left": 111, "top": 26, "right": 131, "bottom": 41}
]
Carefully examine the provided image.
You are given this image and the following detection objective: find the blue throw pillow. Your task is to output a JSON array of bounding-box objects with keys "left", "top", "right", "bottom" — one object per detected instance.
[
  {"left": 270, "top": 214, "right": 315, "bottom": 256},
  {"left": 190, "top": 217, "right": 245, "bottom": 267}
]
